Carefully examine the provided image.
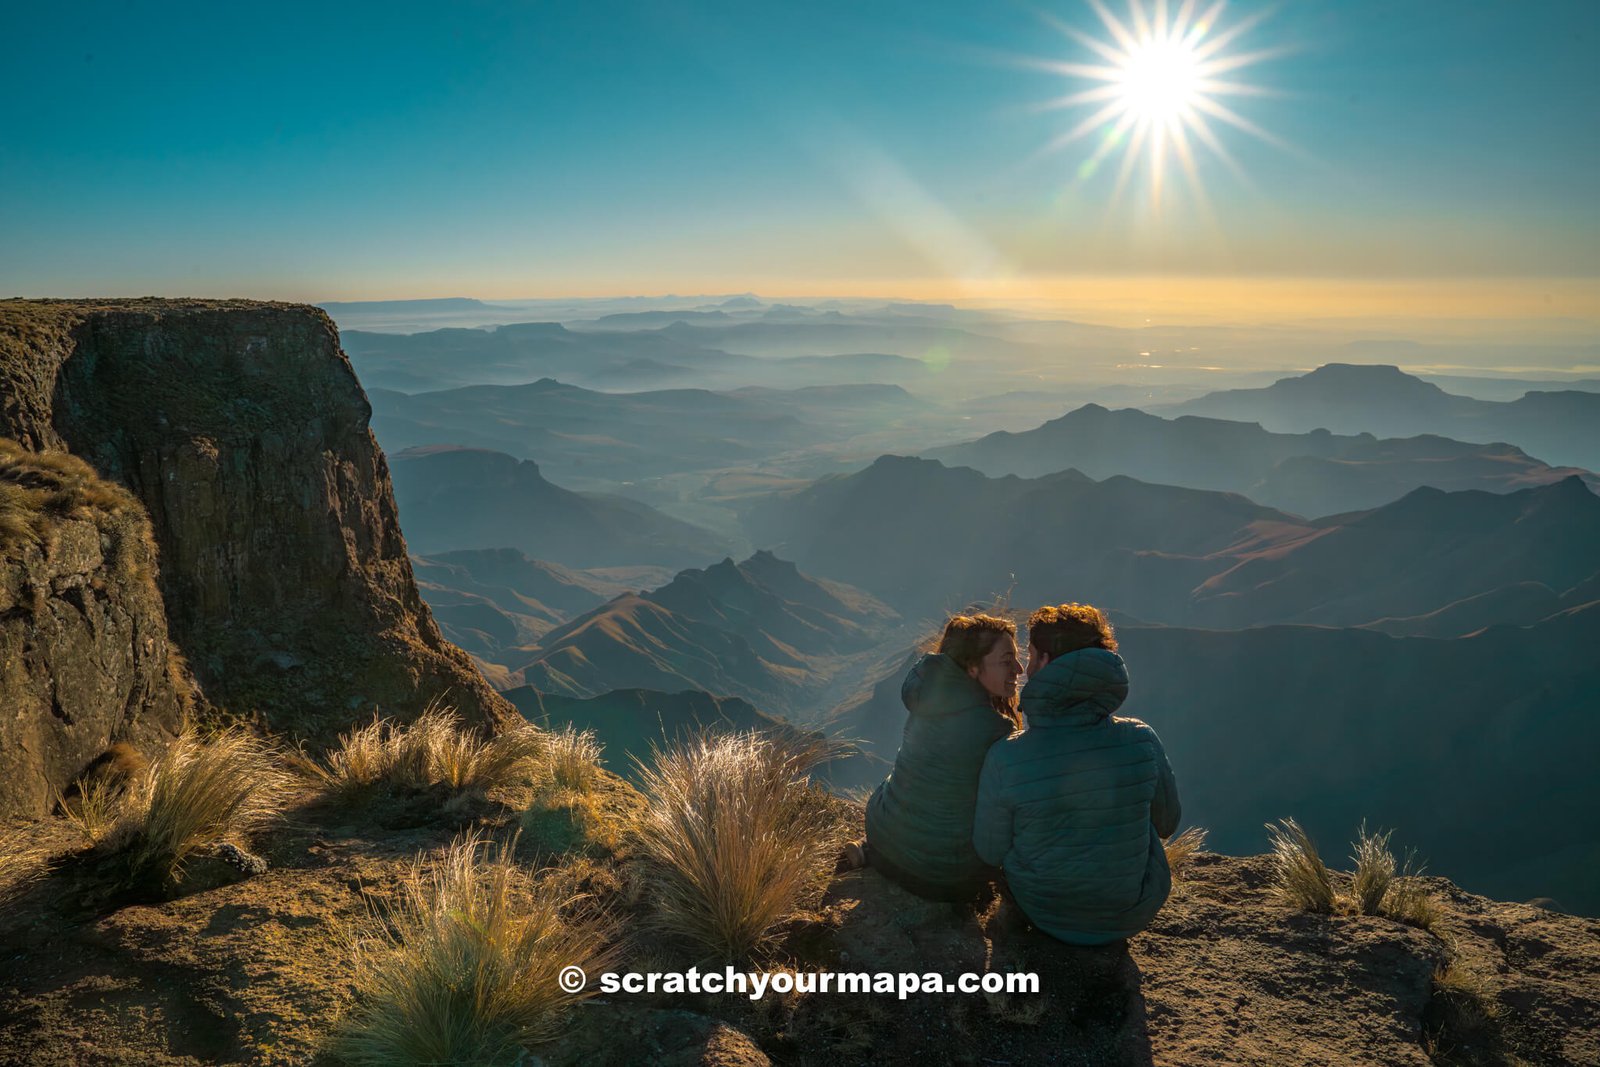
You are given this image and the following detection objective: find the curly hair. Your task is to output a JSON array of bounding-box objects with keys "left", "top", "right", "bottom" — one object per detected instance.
[{"left": 1026, "top": 602, "right": 1117, "bottom": 659}]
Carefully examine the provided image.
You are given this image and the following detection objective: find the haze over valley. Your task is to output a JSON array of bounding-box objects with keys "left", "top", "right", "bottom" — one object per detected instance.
[{"left": 327, "top": 293, "right": 1600, "bottom": 915}]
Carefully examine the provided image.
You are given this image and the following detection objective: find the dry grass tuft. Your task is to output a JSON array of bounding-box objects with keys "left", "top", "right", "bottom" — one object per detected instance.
[
  {"left": 294, "top": 705, "right": 546, "bottom": 801},
  {"left": 0, "top": 480, "right": 49, "bottom": 550},
  {"left": 0, "top": 828, "right": 50, "bottom": 908},
  {"left": 1266, "top": 817, "right": 1336, "bottom": 913},
  {"left": 542, "top": 726, "right": 602, "bottom": 793},
  {"left": 434, "top": 717, "right": 546, "bottom": 794},
  {"left": 630, "top": 730, "right": 849, "bottom": 962},
  {"left": 1164, "top": 826, "right": 1208, "bottom": 881},
  {"left": 1349, "top": 821, "right": 1397, "bottom": 915},
  {"left": 0, "top": 440, "right": 140, "bottom": 546},
  {"left": 102, "top": 727, "right": 294, "bottom": 891},
  {"left": 335, "top": 830, "right": 617, "bottom": 1065},
  {"left": 58, "top": 775, "right": 126, "bottom": 846},
  {"left": 1383, "top": 851, "right": 1443, "bottom": 932}
]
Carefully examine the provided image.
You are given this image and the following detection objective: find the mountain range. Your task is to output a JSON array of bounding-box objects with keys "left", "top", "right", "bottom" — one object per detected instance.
[
  {"left": 408, "top": 549, "right": 657, "bottom": 685},
  {"left": 1165, "top": 363, "right": 1600, "bottom": 470},
  {"left": 926, "top": 402, "right": 1599, "bottom": 517},
  {"left": 750, "top": 455, "right": 1600, "bottom": 631},
  {"left": 388, "top": 445, "right": 727, "bottom": 569},
  {"left": 510, "top": 552, "right": 897, "bottom": 715}
]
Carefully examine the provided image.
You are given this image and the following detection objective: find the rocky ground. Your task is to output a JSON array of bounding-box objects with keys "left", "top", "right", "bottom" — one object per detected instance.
[{"left": 2, "top": 785, "right": 1596, "bottom": 1067}]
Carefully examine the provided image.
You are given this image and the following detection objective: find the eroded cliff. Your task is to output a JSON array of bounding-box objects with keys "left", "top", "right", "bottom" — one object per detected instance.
[{"left": 0, "top": 298, "right": 511, "bottom": 744}]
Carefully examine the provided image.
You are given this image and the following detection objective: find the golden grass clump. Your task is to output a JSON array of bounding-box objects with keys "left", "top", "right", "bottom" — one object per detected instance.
[
  {"left": 0, "top": 439, "right": 140, "bottom": 536},
  {"left": 1266, "top": 817, "right": 1336, "bottom": 914},
  {"left": 0, "top": 480, "right": 49, "bottom": 550},
  {"left": 1349, "top": 821, "right": 1397, "bottom": 915},
  {"left": 1163, "top": 826, "right": 1208, "bottom": 881},
  {"left": 0, "top": 828, "right": 50, "bottom": 908},
  {"left": 430, "top": 716, "right": 546, "bottom": 794},
  {"left": 335, "top": 830, "right": 617, "bottom": 1066},
  {"left": 103, "top": 727, "right": 294, "bottom": 890},
  {"left": 295, "top": 705, "right": 546, "bottom": 800},
  {"left": 542, "top": 725, "right": 602, "bottom": 792},
  {"left": 1342, "top": 823, "right": 1441, "bottom": 929},
  {"left": 59, "top": 775, "right": 126, "bottom": 846},
  {"left": 1383, "top": 854, "right": 1443, "bottom": 932},
  {"left": 630, "top": 730, "right": 849, "bottom": 961}
]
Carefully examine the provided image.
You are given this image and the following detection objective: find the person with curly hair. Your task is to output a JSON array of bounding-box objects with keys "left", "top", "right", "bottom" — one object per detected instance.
[{"left": 973, "top": 603, "right": 1180, "bottom": 943}]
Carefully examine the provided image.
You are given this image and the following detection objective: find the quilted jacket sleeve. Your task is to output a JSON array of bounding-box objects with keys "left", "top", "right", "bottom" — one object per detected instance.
[
  {"left": 972, "top": 746, "right": 1013, "bottom": 868},
  {"left": 1148, "top": 726, "right": 1181, "bottom": 839}
]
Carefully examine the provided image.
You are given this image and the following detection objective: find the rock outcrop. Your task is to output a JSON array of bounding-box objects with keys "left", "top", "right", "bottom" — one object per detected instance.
[
  {"left": 6, "top": 826, "right": 1593, "bottom": 1066},
  {"left": 0, "top": 299, "right": 512, "bottom": 741},
  {"left": 0, "top": 443, "right": 185, "bottom": 817}
]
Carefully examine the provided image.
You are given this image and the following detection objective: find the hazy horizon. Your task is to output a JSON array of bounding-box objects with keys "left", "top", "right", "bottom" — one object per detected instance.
[{"left": 5, "top": 1, "right": 1597, "bottom": 359}]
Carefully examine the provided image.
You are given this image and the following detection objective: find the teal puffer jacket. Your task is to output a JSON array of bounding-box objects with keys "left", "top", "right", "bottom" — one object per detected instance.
[
  {"left": 973, "top": 648, "right": 1180, "bottom": 944},
  {"left": 866, "top": 653, "right": 1014, "bottom": 900}
]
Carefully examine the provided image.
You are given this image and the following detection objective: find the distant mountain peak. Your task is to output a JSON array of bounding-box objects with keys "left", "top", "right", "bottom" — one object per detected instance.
[{"left": 1287, "top": 363, "right": 1448, "bottom": 398}]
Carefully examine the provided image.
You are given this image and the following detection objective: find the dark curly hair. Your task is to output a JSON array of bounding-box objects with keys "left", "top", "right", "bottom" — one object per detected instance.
[{"left": 1026, "top": 602, "right": 1117, "bottom": 660}]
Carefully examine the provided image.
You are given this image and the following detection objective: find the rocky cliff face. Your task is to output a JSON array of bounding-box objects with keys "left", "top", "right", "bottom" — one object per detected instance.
[
  {"left": 0, "top": 443, "right": 185, "bottom": 817},
  {"left": 0, "top": 299, "right": 512, "bottom": 741}
]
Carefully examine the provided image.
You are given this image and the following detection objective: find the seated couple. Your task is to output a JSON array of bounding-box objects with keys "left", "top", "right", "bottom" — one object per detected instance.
[{"left": 861, "top": 604, "right": 1181, "bottom": 946}]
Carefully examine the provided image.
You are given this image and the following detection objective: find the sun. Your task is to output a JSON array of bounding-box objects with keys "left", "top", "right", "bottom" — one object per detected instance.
[
  {"left": 1036, "top": 0, "right": 1285, "bottom": 207},
  {"left": 1118, "top": 37, "right": 1202, "bottom": 123}
]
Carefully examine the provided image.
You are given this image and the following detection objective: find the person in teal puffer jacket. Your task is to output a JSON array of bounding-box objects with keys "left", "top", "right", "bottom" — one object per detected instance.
[
  {"left": 864, "top": 613, "right": 1023, "bottom": 901},
  {"left": 974, "top": 603, "right": 1180, "bottom": 944}
]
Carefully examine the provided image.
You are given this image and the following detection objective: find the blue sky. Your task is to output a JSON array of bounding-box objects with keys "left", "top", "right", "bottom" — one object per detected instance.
[{"left": 3, "top": 0, "right": 1596, "bottom": 312}]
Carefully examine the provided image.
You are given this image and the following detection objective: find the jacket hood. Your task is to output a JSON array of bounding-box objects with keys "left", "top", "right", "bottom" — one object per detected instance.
[
  {"left": 1020, "top": 647, "right": 1129, "bottom": 724},
  {"left": 900, "top": 652, "right": 994, "bottom": 718}
]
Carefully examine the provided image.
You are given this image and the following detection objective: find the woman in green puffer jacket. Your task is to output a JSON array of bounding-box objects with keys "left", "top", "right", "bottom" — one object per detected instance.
[
  {"left": 864, "top": 613, "right": 1023, "bottom": 901},
  {"left": 974, "top": 603, "right": 1181, "bottom": 944}
]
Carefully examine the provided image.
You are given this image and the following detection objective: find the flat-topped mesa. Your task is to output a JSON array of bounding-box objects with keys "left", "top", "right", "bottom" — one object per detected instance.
[{"left": 0, "top": 298, "right": 513, "bottom": 740}]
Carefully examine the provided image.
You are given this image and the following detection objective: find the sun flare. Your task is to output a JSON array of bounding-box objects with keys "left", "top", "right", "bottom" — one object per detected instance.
[{"left": 1037, "top": 0, "right": 1285, "bottom": 207}]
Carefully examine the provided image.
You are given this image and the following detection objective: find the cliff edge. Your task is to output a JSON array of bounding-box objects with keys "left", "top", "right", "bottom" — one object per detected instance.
[{"left": 0, "top": 299, "right": 512, "bottom": 742}]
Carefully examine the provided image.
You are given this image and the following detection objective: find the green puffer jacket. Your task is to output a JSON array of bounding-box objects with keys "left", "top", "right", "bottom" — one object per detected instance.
[
  {"left": 973, "top": 648, "right": 1180, "bottom": 944},
  {"left": 865, "top": 652, "right": 1014, "bottom": 900}
]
